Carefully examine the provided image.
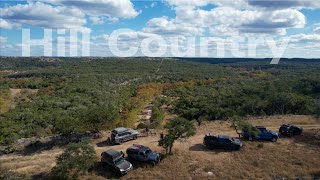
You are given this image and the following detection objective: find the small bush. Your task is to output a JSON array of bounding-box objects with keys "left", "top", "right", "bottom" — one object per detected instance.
[
  {"left": 257, "top": 143, "right": 264, "bottom": 148},
  {"left": 137, "top": 123, "right": 147, "bottom": 129},
  {"left": 0, "top": 168, "right": 28, "bottom": 180},
  {"left": 51, "top": 138, "right": 97, "bottom": 180}
]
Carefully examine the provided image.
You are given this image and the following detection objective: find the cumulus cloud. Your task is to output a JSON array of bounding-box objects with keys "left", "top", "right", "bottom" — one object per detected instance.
[
  {"left": 143, "top": 17, "right": 204, "bottom": 36},
  {"left": 166, "top": 0, "right": 320, "bottom": 10},
  {"left": 0, "top": 2, "right": 87, "bottom": 29},
  {"left": 35, "top": 0, "right": 140, "bottom": 23},
  {"left": 166, "top": 0, "right": 249, "bottom": 9},
  {"left": 146, "top": 6, "right": 305, "bottom": 36},
  {"left": 289, "top": 33, "right": 320, "bottom": 43},
  {"left": 239, "top": 9, "right": 305, "bottom": 34},
  {"left": 247, "top": 0, "right": 320, "bottom": 10},
  {"left": 0, "top": 19, "right": 14, "bottom": 29},
  {"left": 0, "top": 0, "right": 139, "bottom": 29}
]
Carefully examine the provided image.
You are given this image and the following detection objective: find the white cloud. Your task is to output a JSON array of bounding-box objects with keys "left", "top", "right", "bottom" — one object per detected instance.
[
  {"left": 1, "top": 0, "right": 139, "bottom": 29},
  {"left": 165, "top": 0, "right": 320, "bottom": 10},
  {"left": 35, "top": 0, "right": 140, "bottom": 23},
  {"left": 0, "top": 19, "right": 13, "bottom": 29},
  {"left": 238, "top": 9, "right": 305, "bottom": 35},
  {"left": 0, "top": 2, "right": 87, "bottom": 29},
  {"left": 143, "top": 17, "right": 204, "bottom": 36},
  {"left": 145, "top": 6, "right": 305, "bottom": 36},
  {"left": 42, "top": 0, "right": 139, "bottom": 18},
  {"left": 247, "top": 0, "right": 320, "bottom": 10},
  {"left": 289, "top": 33, "right": 320, "bottom": 43},
  {"left": 90, "top": 16, "right": 117, "bottom": 25}
]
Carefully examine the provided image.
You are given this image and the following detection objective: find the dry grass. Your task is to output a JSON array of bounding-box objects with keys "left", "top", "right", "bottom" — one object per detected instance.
[
  {"left": 0, "top": 149, "right": 63, "bottom": 176},
  {"left": 0, "top": 115, "right": 319, "bottom": 179},
  {"left": 248, "top": 115, "right": 319, "bottom": 126},
  {"left": 117, "top": 131, "right": 320, "bottom": 180}
]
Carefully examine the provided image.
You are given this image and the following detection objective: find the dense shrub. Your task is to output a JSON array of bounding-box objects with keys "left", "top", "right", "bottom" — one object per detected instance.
[{"left": 51, "top": 139, "right": 97, "bottom": 179}]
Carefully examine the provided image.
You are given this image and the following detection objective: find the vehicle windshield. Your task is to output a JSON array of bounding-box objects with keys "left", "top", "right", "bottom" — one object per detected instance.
[
  {"left": 114, "top": 157, "right": 125, "bottom": 165},
  {"left": 145, "top": 149, "right": 151, "bottom": 154},
  {"left": 111, "top": 133, "right": 116, "bottom": 138}
]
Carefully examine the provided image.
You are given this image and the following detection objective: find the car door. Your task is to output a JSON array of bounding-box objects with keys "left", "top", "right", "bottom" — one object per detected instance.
[
  {"left": 221, "top": 139, "right": 229, "bottom": 149},
  {"left": 139, "top": 151, "right": 146, "bottom": 161},
  {"left": 259, "top": 129, "right": 268, "bottom": 140},
  {"left": 117, "top": 133, "right": 124, "bottom": 142},
  {"left": 122, "top": 132, "right": 130, "bottom": 141},
  {"left": 264, "top": 131, "right": 273, "bottom": 140},
  {"left": 225, "top": 139, "right": 233, "bottom": 148},
  {"left": 126, "top": 132, "right": 133, "bottom": 141},
  {"left": 217, "top": 138, "right": 224, "bottom": 148},
  {"left": 209, "top": 138, "right": 217, "bottom": 149}
]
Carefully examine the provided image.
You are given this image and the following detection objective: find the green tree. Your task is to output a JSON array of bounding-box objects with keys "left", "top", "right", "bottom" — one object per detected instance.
[
  {"left": 159, "top": 117, "right": 195, "bottom": 154},
  {"left": 83, "top": 106, "right": 119, "bottom": 132},
  {"left": 150, "top": 105, "right": 164, "bottom": 128},
  {"left": 51, "top": 138, "right": 97, "bottom": 180},
  {"left": 53, "top": 111, "right": 79, "bottom": 136},
  {"left": 230, "top": 116, "right": 259, "bottom": 138}
]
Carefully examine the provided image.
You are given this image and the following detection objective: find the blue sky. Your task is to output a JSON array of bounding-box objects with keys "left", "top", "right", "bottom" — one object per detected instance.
[{"left": 0, "top": 0, "right": 320, "bottom": 58}]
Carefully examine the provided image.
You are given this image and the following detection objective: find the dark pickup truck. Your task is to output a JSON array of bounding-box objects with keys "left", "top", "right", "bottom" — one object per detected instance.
[
  {"left": 126, "top": 144, "right": 161, "bottom": 166},
  {"left": 101, "top": 149, "right": 133, "bottom": 175},
  {"left": 203, "top": 134, "right": 243, "bottom": 150},
  {"left": 279, "top": 124, "right": 303, "bottom": 136}
]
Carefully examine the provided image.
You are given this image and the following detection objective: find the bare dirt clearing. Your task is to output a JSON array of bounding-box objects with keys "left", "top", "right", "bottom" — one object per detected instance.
[{"left": 0, "top": 115, "right": 319, "bottom": 179}]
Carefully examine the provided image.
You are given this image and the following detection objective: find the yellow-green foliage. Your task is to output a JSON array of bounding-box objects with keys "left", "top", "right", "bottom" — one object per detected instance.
[
  {"left": 119, "top": 83, "right": 164, "bottom": 128},
  {"left": 0, "top": 90, "right": 11, "bottom": 114}
]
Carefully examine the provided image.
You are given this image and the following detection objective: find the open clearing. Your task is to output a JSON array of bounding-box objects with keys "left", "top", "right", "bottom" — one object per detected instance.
[{"left": 0, "top": 115, "right": 319, "bottom": 179}]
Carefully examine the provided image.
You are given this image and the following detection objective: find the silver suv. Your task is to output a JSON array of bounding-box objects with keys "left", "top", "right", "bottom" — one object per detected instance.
[{"left": 111, "top": 127, "right": 139, "bottom": 144}]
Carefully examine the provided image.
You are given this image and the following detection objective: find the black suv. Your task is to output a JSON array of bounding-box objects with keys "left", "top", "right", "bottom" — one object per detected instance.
[
  {"left": 126, "top": 144, "right": 161, "bottom": 166},
  {"left": 279, "top": 124, "right": 303, "bottom": 136},
  {"left": 101, "top": 149, "right": 133, "bottom": 175},
  {"left": 203, "top": 134, "right": 243, "bottom": 150}
]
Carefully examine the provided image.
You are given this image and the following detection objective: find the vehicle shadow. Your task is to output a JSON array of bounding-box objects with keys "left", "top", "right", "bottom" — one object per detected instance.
[
  {"left": 188, "top": 144, "right": 210, "bottom": 152},
  {"left": 189, "top": 144, "right": 241, "bottom": 152},
  {"left": 16, "top": 132, "right": 100, "bottom": 156},
  {"left": 96, "top": 139, "right": 113, "bottom": 147},
  {"left": 21, "top": 138, "right": 80, "bottom": 156},
  {"left": 291, "top": 129, "right": 320, "bottom": 147},
  {"left": 90, "top": 162, "right": 120, "bottom": 179}
]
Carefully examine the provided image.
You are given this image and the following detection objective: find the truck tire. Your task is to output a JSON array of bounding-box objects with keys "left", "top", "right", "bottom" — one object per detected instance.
[
  {"left": 271, "top": 137, "right": 277, "bottom": 142},
  {"left": 149, "top": 161, "right": 156, "bottom": 167}
]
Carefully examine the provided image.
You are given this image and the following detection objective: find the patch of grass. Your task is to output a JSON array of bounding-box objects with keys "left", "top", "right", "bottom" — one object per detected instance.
[{"left": 257, "top": 143, "right": 264, "bottom": 148}]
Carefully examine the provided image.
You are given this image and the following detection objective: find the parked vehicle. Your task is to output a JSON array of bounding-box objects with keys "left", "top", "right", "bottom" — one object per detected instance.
[
  {"left": 101, "top": 149, "right": 133, "bottom": 175},
  {"left": 111, "top": 127, "right": 139, "bottom": 144},
  {"left": 242, "top": 126, "right": 278, "bottom": 142},
  {"left": 203, "top": 134, "right": 243, "bottom": 150},
  {"left": 126, "top": 144, "right": 161, "bottom": 166},
  {"left": 279, "top": 124, "right": 303, "bottom": 136}
]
